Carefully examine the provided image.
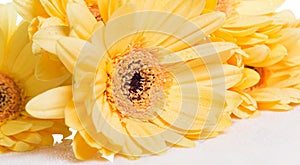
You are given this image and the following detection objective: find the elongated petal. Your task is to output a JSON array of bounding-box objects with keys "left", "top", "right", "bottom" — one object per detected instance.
[
  {"left": 67, "top": 2, "right": 98, "bottom": 40},
  {"left": 11, "top": 43, "right": 39, "bottom": 80},
  {"left": 9, "top": 141, "right": 34, "bottom": 152},
  {"left": 73, "top": 133, "right": 98, "bottom": 160},
  {"left": 236, "top": 0, "right": 284, "bottom": 15},
  {"left": 33, "top": 25, "right": 69, "bottom": 55},
  {"left": 124, "top": 119, "right": 167, "bottom": 155},
  {"left": 26, "top": 86, "right": 72, "bottom": 119},
  {"left": 223, "top": 15, "right": 272, "bottom": 29},
  {"left": 56, "top": 37, "right": 86, "bottom": 73},
  {"left": 162, "top": 130, "right": 195, "bottom": 148},
  {"left": 6, "top": 22, "right": 30, "bottom": 70},
  {"left": 233, "top": 68, "right": 260, "bottom": 90},
  {"left": 1, "top": 121, "right": 32, "bottom": 136},
  {"left": 14, "top": 132, "right": 42, "bottom": 144},
  {"left": 0, "top": 3, "right": 18, "bottom": 38},
  {"left": 27, "top": 120, "right": 54, "bottom": 132},
  {"left": 39, "top": 0, "right": 67, "bottom": 21},
  {"left": 65, "top": 101, "right": 83, "bottom": 131},
  {"left": 158, "top": 42, "right": 239, "bottom": 66},
  {"left": 35, "top": 52, "right": 70, "bottom": 82},
  {"left": 0, "top": 136, "right": 15, "bottom": 147},
  {"left": 13, "top": 0, "right": 48, "bottom": 21}
]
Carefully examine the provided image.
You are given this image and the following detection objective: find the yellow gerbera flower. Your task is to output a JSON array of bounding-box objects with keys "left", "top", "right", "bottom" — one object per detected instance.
[
  {"left": 0, "top": 3, "right": 70, "bottom": 153},
  {"left": 26, "top": 0, "right": 244, "bottom": 160},
  {"left": 13, "top": 0, "right": 134, "bottom": 84},
  {"left": 205, "top": 0, "right": 300, "bottom": 118},
  {"left": 12, "top": 0, "right": 88, "bottom": 83}
]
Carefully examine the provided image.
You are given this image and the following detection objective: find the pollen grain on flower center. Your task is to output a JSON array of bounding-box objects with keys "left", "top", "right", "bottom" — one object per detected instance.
[
  {"left": 110, "top": 49, "right": 169, "bottom": 120},
  {"left": 0, "top": 73, "right": 22, "bottom": 124}
]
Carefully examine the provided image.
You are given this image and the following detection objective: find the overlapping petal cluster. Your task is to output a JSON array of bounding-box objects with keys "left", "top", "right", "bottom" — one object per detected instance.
[{"left": 0, "top": 0, "right": 299, "bottom": 161}]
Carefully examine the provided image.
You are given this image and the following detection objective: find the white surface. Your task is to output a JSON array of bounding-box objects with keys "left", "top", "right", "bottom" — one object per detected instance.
[
  {"left": 1, "top": 108, "right": 300, "bottom": 165},
  {"left": 1, "top": 0, "right": 300, "bottom": 164}
]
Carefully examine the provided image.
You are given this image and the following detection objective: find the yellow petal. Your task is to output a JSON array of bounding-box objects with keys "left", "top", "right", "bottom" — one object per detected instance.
[
  {"left": 233, "top": 106, "right": 256, "bottom": 119},
  {"left": 236, "top": 33, "right": 268, "bottom": 46},
  {"left": 39, "top": 0, "right": 67, "bottom": 21},
  {"left": 238, "top": 91, "right": 258, "bottom": 111},
  {"left": 23, "top": 74, "right": 65, "bottom": 97},
  {"left": 14, "top": 132, "right": 42, "bottom": 144},
  {"left": 219, "top": 27, "right": 258, "bottom": 37},
  {"left": 163, "top": 12, "right": 226, "bottom": 51},
  {"left": 225, "top": 91, "right": 243, "bottom": 113},
  {"left": 124, "top": 119, "right": 167, "bottom": 155},
  {"left": 67, "top": 2, "right": 98, "bottom": 40},
  {"left": 134, "top": 0, "right": 205, "bottom": 19},
  {"left": 35, "top": 52, "right": 71, "bottom": 82},
  {"left": 0, "top": 29, "right": 5, "bottom": 69},
  {"left": 279, "top": 28, "right": 300, "bottom": 50},
  {"left": 257, "top": 102, "right": 293, "bottom": 111},
  {"left": 65, "top": 101, "right": 83, "bottom": 131},
  {"left": 119, "top": 136, "right": 143, "bottom": 157},
  {"left": 46, "top": 121, "right": 71, "bottom": 137},
  {"left": 158, "top": 42, "right": 239, "bottom": 66},
  {"left": 236, "top": 0, "right": 284, "bottom": 15},
  {"left": 13, "top": 0, "right": 48, "bottom": 21},
  {"left": 10, "top": 141, "right": 34, "bottom": 152},
  {"left": 223, "top": 15, "right": 272, "bottom": 29},
  {"left": 233, "top": 68, "right": 260, "bottom": 90},
  {"left": 27, "top": 120, "right": 54, "bottom": 132},
  {"left": 6, "top": 22, "right": 30, "bottom": 69},
  {"left": 78, "top": 130, "right": 102, "bottom": 150},
  {"left": 162, "top": 130, "right": 195, "bottom": 148},
  {"left": 252, "top": 44, "right": 287, "bottom": 67},
  {"left": 271, "top": 10, "right": 296, "bottom": 26},
  {"left": 10, "top": 43, "right": 39, "bottom": 80},
  {"left": 203, "top": 0, "right": 218, "bottom": 13},
  {"left": 1, "top": 121, "right": 32, "bottom": 136},
  {"left": 91, "top": 97, "right": 126, "bottom": 150},
  {"left": 26, "top": 86, "right": 72, "bottom": 119},
  {"left": 0, "top": 135, "right": 15, "bottom": 147},
  {"left": 33, "top": 25, "right": 69, "bottom": 55},
  {"left": 249, "top": 88, "right": 281, "bottom": 102},
  {"left": 0, "top": 146, "right": 7, "bottom": 153},
  {"left": 39, "top": 132, "right": 54, "bottom": 146},
  {"left": 0, "top": 3, "right": 18, "bottom": 38},
  {"left": 73, "top": 133, "right": 98, "bottom": 160},
  {"left": 98, "top": 0, "right": 128, "bottom": 23},
  {"left": 56, "top": 37, "right": 86, "bottom": 73},
  {"left": 243, "top": 44, "right": 270, "bottom": 66},
  {"left": 29, "top": 16, "right": 65, "bottom": 41}
]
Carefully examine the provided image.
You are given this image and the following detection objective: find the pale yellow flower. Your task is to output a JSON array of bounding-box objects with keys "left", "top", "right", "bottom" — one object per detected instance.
[
  {"left": 12, "top": 0, "right": 89, "bottom": 82},
  {"left": 206, "top": 0, "right": 300, "bottom": 118},
  {"left": 0, "top": 4, "right": 70, "bottom": 153},
  {"left": 27, "top": 0, "right": 244, "bottom": 160}
]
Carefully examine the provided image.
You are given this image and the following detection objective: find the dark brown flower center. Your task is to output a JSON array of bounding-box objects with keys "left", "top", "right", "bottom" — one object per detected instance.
[
  {"left": 111, "top": 49, "right": 169, "bottom": 120},
  {"left": 0, "top": 73, "right": 22, "bottom": 124}
]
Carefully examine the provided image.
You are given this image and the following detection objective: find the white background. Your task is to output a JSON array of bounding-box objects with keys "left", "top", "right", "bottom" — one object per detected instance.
[{"left": 1, "top": 0, "right": 300, "bottom": 164}]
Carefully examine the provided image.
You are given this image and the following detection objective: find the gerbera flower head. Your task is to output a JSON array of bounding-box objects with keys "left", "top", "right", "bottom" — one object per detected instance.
[
  {"left": 204, "top": 0, "right": 300, "bottom": 118},
  {"left": 27, "top": 0, "right": 244, "bottom": 160},
  {"left": 73, "top": 11, "right": 241, "bottom": 159},
  {"left": 0, "top": 3, "right": 70, "bottom": 153}
]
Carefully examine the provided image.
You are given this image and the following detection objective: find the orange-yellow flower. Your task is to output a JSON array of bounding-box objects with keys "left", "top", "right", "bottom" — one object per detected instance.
[
  {"left": 0, "top": 3, "right": 70, "bottom": 153},
  {"left": 206, "top": 0, "right": 300, "bottom": 118},
  {"left": 26, "top": 0, "right": 244, "bottom": 160}
]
